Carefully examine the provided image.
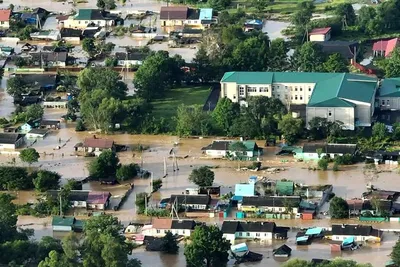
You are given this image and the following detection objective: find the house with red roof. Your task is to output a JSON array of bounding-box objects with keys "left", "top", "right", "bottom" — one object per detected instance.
[
  {"left": 0, "top": 9, "right": 11, "bottom": 29},
  {"left": 373, "top": 38, "right": 400, "bottom": 57},
  {"left": 74, "top": 136, "right": 116, "bottom": 155},
  {"left": 309, "top": 27, "right": 331, "bottom": 42}
]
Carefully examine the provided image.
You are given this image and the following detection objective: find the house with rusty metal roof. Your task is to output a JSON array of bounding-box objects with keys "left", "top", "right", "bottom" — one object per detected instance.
[{"left": 75, "top": 136, "right": 115, "bottom": 155}]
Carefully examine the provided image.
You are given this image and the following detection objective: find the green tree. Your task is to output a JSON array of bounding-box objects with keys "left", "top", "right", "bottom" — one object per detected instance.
[
  {"left": 0, "top": 194, "right": 19, "bottom": 242},
  {"left": 88, "top": 150, "right": 119, "bottom": 179},
  {"left": 97, "top": 0, "right": 105, "bottom": 8},
  {"left": 392, "top": 239, "right": 400, "bottom": 266},
  {"left": 188, "top": 166, "right": 214, "bottom": 187},
  {"left": 6, "top": 76, "right": 26, "bottom": 97},
  {"left": 134, "top": 51, "right": 184, "bottom": 100},
  {"left": 38, "top": 250, "right": 68, "bottom": 267},
  {"left": 19, "top": 148, "right": 40, "bottom": 166},
  {"left": 116, "top": 164, "right": 138, "bottom": 181},
  {"left": 372, "top": 122, "right": 387, "bottom": 140},
  {"left": 152, "top": 179, "right": 163, "bottom": 193},
  {"left": 269, "top": 38, "right": 289, "bottom": 71},
  {"left": 14, "top": 57, "right": 27, "bottom": 68},
  {"left": 208, "top": 0, "right": 231, "bottom": 10},
  {"left": 278, "top": 114, "right": 304, "bottom": 144},
  {"left": 32, "top": 170, "right": 61, "bottom": 192},
  {"left": 293, "top": 42, "right": 326, "bottom": 72},
  {"left": 212, "top": 98, "right": 240, "bottom": 134},
  {"left": 329, "top": 196, "right": 349, "bottom": 219},
  {"left": 335, "top": 3, "right": 356, "bottom": 26},
  {"left": 382, "top": 48, "right": 400, "bottom": 77},
  {"left": 193, "top": 46, "right": 215, "bottom": 83},
  {"left": 323, "top": 53, "right": 349, "bottom": 73},
  {"left": 291, "top": 1, "right": 315, "bottom": 29},
  {"left": 228, "top": 141, "right": 248, "bottom": 158},
  {"left": 318, "top": 158, "right": 329, "bottom": 171},
  {"left": 75, "top": 120, "right": 86, "bottom": 132},
  {"left": 37, "top": 236, "right": 63, "bottom": 262},
  {"left": 82, "top": 38, "right": 96, "bottom": 57},
  {"left": 161, "top": 231, "right": 179, "bottom": 254},
  {"left": 25, "top": 104, "right": 44, "bottom": 121},
  {"left": 0, "top": 166, "right": 32, "bottom": 190},
  {"left": 184, "top": 225, "right": 230, "bottom": 267},
  {"left": 105, "top": 57, "right": 118, "bottom": 67},
  {"left": 176, "top": 105, "right": 212, "bottom": 136},
  {"left": 282, "top": 258, "right": 310, "bottom": 267}
]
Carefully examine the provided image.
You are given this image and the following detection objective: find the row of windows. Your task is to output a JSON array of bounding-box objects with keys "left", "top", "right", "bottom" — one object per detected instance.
[
  {"left": 382, "top": 100, "right": 390, "bottom": 106},
  {"left": 238, "top": 232, "right": 268, "bottom": 237},
  {"left": 240, "top": 86, "right": 312, "bottom": 96},
  {"left": 272, "top": 85, "right": 312, "bottom": 91}
]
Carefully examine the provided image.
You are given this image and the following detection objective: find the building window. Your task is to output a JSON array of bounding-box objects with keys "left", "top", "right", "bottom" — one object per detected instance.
[
  {"left": 382, "top": 100, "right": 385, "bottom": 105},
  {"left": 295, "top": 87, "right": 298, "bottom": 91},
  {"left": 264, "top": 233, "right": 267, "bottom": 236},
  {"left": 277, "top": 94, "right": 280, "bottom": 98},
  {"left": 156, "top": 230, "right": 160, "bottom": 233},
  {"left": 300, "top": 96, "right": 303, "bottom": 100},
  {"left": 328, "top": 111, "right": 332, "bottom": 117},
  {"left": 277, "top": 85, "right": 280, "bottom": 89},
  {"left": 272, "top": 86, "right": 275, "bottom": 91},
  {"left": 239, "top": 87, "right": 245, "bottom": 96},
  {"left": 308, "top": 95, "right": 311, "bottom": 99},
  {"left": 246, "top": 233, "right": 250, "bottom": 237},
  {"left": 387, "top": 100, "right": 390, "bottom": 106},
  {"left": 291, "top": 96, "right": 293, "bottom": 100},
  {"left": 256, "top": 233, "right": 260, "bottom": 237},
  {"left": 300, "top": 87, "right": 303, "bottom": 91},
  {"left": 279, "top": 208, "right": 282, "bottom": 211},
  {"left": 239, "top": 232, "right": 242, "bottom": 236},
  {"left": 285, "top": 86, "right": 288, "bottom": 89},
  {"left": 295, "top": 95, "right": 298, "bottom": 100},
  {"left": 247, "top": 87, "right": 257, "bottom": 93},
  {"left": 308, "top": 87, "right": 312, "bottom": 91}
]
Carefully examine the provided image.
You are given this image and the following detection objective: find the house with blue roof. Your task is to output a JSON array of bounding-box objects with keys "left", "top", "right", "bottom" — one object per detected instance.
[{"left": 220, "top": 71, "right": 378, "bottom": 130}]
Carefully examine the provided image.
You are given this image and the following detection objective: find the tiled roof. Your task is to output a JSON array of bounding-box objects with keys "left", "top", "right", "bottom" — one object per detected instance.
[
  {"left": 309, "top": 27, "right": 331, "bottom": 35},
  {"left": 152, "top": 218, "right": 172, "bottom": 229},
  {"left": 0, "top": 9, "right": 11, "bottom": 21},
  {"left": 160, "top": 6, "right": 188, "bottom": 20}
]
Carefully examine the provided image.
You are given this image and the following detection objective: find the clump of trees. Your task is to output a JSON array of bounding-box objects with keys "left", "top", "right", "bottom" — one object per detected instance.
[
  {"left": 19, "top": 148, "right": 40, "bottom": 166},
  {"left": 329, "top": 196, "right": 349, "bottom": 219},
  {"left": 189, "top": 166, "right": 215, "bottom": 187},
  {"left": 282, "top": 258, "right": 372, "bottom": 267}
]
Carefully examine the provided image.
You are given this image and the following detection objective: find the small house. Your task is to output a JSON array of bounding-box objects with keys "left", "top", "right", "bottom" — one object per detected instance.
[
  {"left": 221, "top": 221, "right": 289, "bottom": 244},
  {"left": 60, "top": 28, "right": 81, "bottom": 43},
  {"left": 294, "top": 143, "right": 357, "bottom": 161},
  {"left": 61, "top": 9, "right": 116, "bottom": 29},
  {"left": 30, "top": 30, "right": 61, "bottom": 41},
  {"left": 52, "top": 216, "right": 83, "bottom": 232},
  {"left": 115, "top": 52, "right": 146, "bottom": 67},
  {"left": 26, "top": 129, "right": 48, "bottom": 139},
  {"left": 141, "top": 218, "right": 198, "bottom": 237},
  {"left": 29, "top": 51, "right": 67, "bottom": 67},
  {"left": 318, "top": 41, "right": 359, "bottom": 61},
  {"left": 328, "top": 224, "right": 382, "bottom": 243},
  {"left": 273, "top": 244, "right": 292, "bottom": 258},
  {"left": 309, "top": 27, "right": 331, "bottom": 42},
  {"left": 16, "top": 74, "right": 57, "bottom": 91},
  {"left": 160, "top": 6, "right": 190, "bottom": 27},
  {"left": 0, "top": 10, "right": 11, "bottom": 29},
  {"left": 239, "top": 196, "right": 301, "bottom": 215},
  {"left": 86, "top": 191, "right": 111, "bottom": 210},
  {"left": 373, "top": 38, "right": 399, "bottom": 57},
  {"left": 169, "top": 194, "right": 210, "bottom": 210},
  {"left": 47, "top": 190, "right": 111, "bottom": 210},
  {"left": 75, "top": 137, "right": 115, "bottom": 154},
  {"left": 296, "top": 235, "right": 310, "bottom": 245},
  {"left": 20, "top": 7, "right": 49, "bottom": 25},
  {"left": 0, "top": 133, "right": 25, "bottom": 150},
  {"left": 202, "top": 140, "right": 262, "bottom": 159},
  {"left": 244, "top": 19, "right": 263, "bottom": 32},
  {"left": 377, "top": 77, "right": 400, "bottom": 110},
  {"left": 20, "top": 119, "right": 41, "bottom": 133},
  {"left": 40, "top": 120, "right": 60, "bottom": 129}
]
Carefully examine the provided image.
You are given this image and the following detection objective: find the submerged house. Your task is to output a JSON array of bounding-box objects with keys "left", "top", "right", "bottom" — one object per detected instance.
[
  {"left": 141, "top": 218, "right": 198, "bottom": 237},
  {"left": 202, "top": 140, "right": 262, "bottom": 159},
  {"left": 294, "top": 143, "right": 357, "bottom": 161},
  {"left": 0, "top": 133, "right": 25, "bottom": 150},
  {"left": 309, "top": 27, "right": 331, "bottom": 42},
  {"left": 168, "top": 194, "right": 211, "bottom": 210},
  {"left": 328, "top": 224, "right": 383, "bottom": 243},
  {"left": 52, "top": 216, "right": 83, "bottom": 232},
  {"left": 377, "top": 77, "right": 400, "bottom": 110},
  {"left": 221, "top": 221, "right": 289, "bottom": 244},
  {"left": 47, "top": 190, "right": 111, "bottom": 210},
  {"left": 239, "top": 196, "right": 301, "bottom": 215},
  {"left": 75, "top": 137, "right": 116, "bottom": 155}
]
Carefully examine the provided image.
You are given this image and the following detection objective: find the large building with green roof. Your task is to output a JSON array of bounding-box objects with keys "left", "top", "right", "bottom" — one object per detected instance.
[
  {"left": 220, "top": 71, "right": 378, "bottom": 130},
  {"left": 377, "top": 77, "right": 400, "bottom": 110},
  {"left": 61, "top": 9, "right": 115, "bottom": 29}
]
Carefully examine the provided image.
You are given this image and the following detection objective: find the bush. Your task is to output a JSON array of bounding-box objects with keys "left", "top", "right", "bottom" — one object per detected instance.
[
  {"left": 334, "top": 154, "right": 354, "bottom": 165},
  {"left": 333, "top": 162, "right": 339, "bottom": 171},
  {"left": 116, "top": 164, "right": 138, "bottom": 181},
  {"left": 75, "top": 119, "right": 86, "bottom": 131},
  {"left": 318, "top": 158, "right": 329, "bottom": 171}
]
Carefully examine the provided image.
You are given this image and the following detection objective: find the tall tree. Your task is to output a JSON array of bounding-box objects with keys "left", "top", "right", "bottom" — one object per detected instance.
[
  {"left": 382, "top": 48, "right": 400, "bottom": 77},
  {"left": 269, "top": 38, "right": 289, "bottom": 71},
  {"left": 193, "top": 46, "right": 215, "bottom": 83},
  {"left": 184, "top": 225, "right": 230, "bottom": 267},
  {"left": 19, "top": 148, "right": 40, "bottom": 166},
  {"left": 335, "top": 3, "right": 356, "bottom": 26},
  {"left": 32, "top": 170, "right": 61, "bottom": 192},
  {"left": 292, "top": 42, "right": 326, "bottom": 72},
  {"left": 323, "top": 53, "right": 349, "bottom": 73},
  {"left": 372, "top": 122, "right": 387, "bottom": 140},
  {"left": 6, "top": 76, "right": 26, "bottom": 97},
  {"left": 212, "top": 97, "right": 240, "bottom": 135},
  {"left": 88, "top": 150, "right": 119, "bottom": 179},
  {"left": 278, "top": 114, "right": 304, "bottom": 144},
  {"left": 188, "top": 166, "right": 215, "bottom": 187},
  {"left": 329, "top": 196, "right": 349, "bottom": 219},
  {"left": 291, "top": 1, "right": 315, "bottom": 29},
  {"left": 161, "top": 231, "right": 179, "bottom": 254},
  {"left": 392, "top": 239, "right": 400, "bottom": 266},
  {"left": 175, "top": 105, "right": 212, "bottom": 136},
  {"left": 134, "top": 51, "right": 184, "bottom": 100}
]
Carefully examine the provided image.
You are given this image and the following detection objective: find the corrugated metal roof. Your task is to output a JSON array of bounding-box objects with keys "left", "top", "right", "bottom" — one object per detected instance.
[
  {"left": 276, "top": 181, "right": 294, "bottom": 196},
  {"left": 199, "top": 8, "right": 213, "bottom": 20},
  {"left": 235, "top": 183, "right": 255, "bottom": 197},
  {"left": 305, "top": 227, "right": 323, "bottom": 235},
  {"left": 379, "top": 78, "right": 400, "bottom": 97}
]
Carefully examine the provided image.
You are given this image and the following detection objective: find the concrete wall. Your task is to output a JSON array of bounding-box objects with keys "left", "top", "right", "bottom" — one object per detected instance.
[
  {"left": 63, "top": 19, "right": 113, "bottom": 29},
  {"left": 0, "top": 21, "right": 10, "bottom": 29},
  {"left": 306, "top": 106, "right": 355, "bottom": 130},
  {"left": 309, "top": 33, "right": 330, "bottom": 42},
  {"left": 52, "top": 225, "right": 72, "bottom": 232},
  {"left": 378, "top": 97, "right": 400, "bottom": 110}
]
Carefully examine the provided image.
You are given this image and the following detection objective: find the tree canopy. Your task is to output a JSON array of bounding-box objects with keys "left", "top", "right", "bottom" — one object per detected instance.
[
  {"left": 19, "top": 148, "right": 40, "bottom": 166},
  {"left": 329, "top": 196, "right": 349, "bottom": 219},
  {"left": 88, "top": 150, "right": 120, "bottom": 179},
  {"left": 278, "top": 114, "right": 304, "bottom": 144},
  {"left": 188, "top": 166, "right": 215, "bottom": 187},
  {"left": 184, "top": 225, "right": 230, "bottom": 267},
  {"left": 32, "top": 170, "right": 61, "bottom": 192}
]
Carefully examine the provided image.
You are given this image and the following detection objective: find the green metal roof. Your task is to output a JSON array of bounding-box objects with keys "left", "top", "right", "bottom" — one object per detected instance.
[
  {"left": 379, "top": 78, "right": 400, "bottom": 97},
  {"left": 276, "top": 181, "right": 294, "bottom": 195},
  {"left": 74, "top": 9, "right": 94, "bottom": 20},
  {"left": 243, "top": 141, "right": 257, "bottom": 151},
  {"left": 52, "top": 216, "right": 74, "bottom": 227},
  {"left": 220, "top": 72, "right": 377, "bottom": 107}
]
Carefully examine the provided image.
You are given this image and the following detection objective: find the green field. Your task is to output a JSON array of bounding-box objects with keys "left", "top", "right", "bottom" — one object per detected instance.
[{"left": 151, "top": 86, "right": 211, "bottom": 120}]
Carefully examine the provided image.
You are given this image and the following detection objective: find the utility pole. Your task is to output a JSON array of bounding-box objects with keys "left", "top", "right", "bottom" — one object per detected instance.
[
  {"left": 163, "top": 157, "right": 167, "bottom": 178},
  {"left": 59, "top": 193, "right": 62, "bottom": 216}
]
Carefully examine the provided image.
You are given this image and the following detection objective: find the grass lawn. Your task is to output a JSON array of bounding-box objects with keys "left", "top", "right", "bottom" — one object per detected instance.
[{"left": 151, "top": 86, "right": 211, "bottom": 120}]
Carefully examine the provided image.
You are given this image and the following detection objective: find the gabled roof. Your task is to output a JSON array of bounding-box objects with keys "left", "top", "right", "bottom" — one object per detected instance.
[
  {"left": 169, "top": 194, "right": 210, "bottom": 206},
  {"left": 171, "top": 220, "right": 196, "bottom": 230},
  {"left": 87, "top": 191, "right": 110, "bottom": 204},
  {"left": 202, "top": 140, "right": 231, "bottom": 151},
  {"left": 160, "top": 6, "right": 188, "bottom": 20},
  {"left": 115, "top": 52, "right": 146, "bottom": 61},
  {"left": 83, "top": 138, "right": 114, "bottom": 149},
  {"left": 30, "top": 51, "right": 68, "bottom": 63},
  {"left": 28, "top": 129, "right": 48, "bottom": 135},
  {"left": 52, "top": 216, "right": 75, "bottom": 227},
  {"left": 373, "top": 38, "right": 399, "bottom": 57},
  {"left": 276, "top": 181, "right": 294, "bottom": 195},
  {"left": 302, "top": 143, "right": 357, "bottom": 154},
  {"left": 16, "top": 74, "right": 57, "bottom": 87},
  {"left": 379, "top": 77, "right": 400, "bottom": 97},
  {"left": 273, "top": 244, "right": 292, "bottom": 255},
  {"left": 241, "top": 196, "right": 301, "bottom": 207},
  {"left": 309, "top": 27, "right": 331, "bottom": 35},
  {"left": 318, "top": 41, "right": 358, "bottom": 59},
  {"left": 74, "top": 9, "right": 112, "bottom": 21},
  {"left": 0, "top": 133, "right": 25, "bottom": 144},
  {"left": 0, "top": 10, "right": 11, "bottom": 21},
  {"left": 331, "top": 224, "right": 382, "bottom": 237},
  {"left": 199, "top": 8, "right": 213, "bottom": 20},
  {"left": 152, "top": 218, "right": 172, "bottom": 229},
  {"left": 40, "top": 120, "right": 60, "bottom": 126},
  {"left": 221, "top": 220, "right": 277, "bottom": 234}
]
